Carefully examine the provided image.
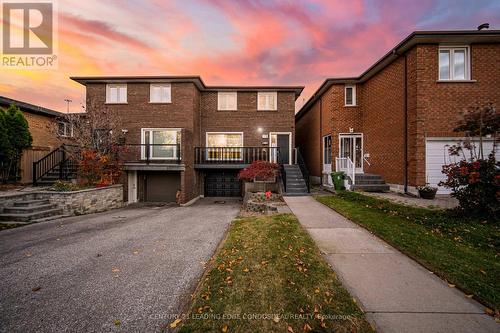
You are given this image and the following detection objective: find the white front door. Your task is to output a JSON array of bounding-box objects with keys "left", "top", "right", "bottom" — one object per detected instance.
[
  {"left": 323, "top": 135, "right": 332, "bottom": 185},
  {"left": 339, "top": 134, "right": 363, "bottom": 173}
]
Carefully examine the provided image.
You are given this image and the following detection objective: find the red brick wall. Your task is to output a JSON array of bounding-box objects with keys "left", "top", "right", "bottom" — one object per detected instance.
[
  {"left": 22, "top": 112, "right": 61, "bottom": 149},
  {"left": 200, "top": 91, "right": 295, "bottom": 149},
  {"left": 296, "top": 98, "right": 321, "bottom": 177},
  {"left": 86, "top": 82, "right": 201, "bottom": 203}
]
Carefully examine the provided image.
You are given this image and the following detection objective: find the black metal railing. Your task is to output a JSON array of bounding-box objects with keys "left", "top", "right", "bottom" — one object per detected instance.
[
  {"left": 296, "top": 147, "right": 310, "bottom": 192},
  {"left": 119, "top": 144, "right": 182, "bottom": 164},
  {"left": 278, "top": 149, "right": 287, "bottom": 191},
  {"left": 33, "top": 144, "right": 79, "bottom": 185},
  {"left": 194, "top": 147, "right": 279, "bottom": 165}
]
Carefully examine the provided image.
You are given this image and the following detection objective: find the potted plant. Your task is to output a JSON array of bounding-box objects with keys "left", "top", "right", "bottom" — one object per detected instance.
[{"left": 417, "top": 184, "right": 438, "bottom": 199}]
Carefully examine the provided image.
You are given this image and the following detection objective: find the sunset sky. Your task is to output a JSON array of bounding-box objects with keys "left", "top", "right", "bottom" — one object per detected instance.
[{"left": 1, "top": 0, "right": 500, "bottom": 112}]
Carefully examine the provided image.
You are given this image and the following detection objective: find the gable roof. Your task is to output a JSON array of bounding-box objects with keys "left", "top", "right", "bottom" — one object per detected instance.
[
  {"left": 70, "top": 75, "right": 304, "bottom": 99},
  {"left": 296, "top": 29, "right": 500, "bottom": 120},
  {"left": 0, "top": 95, "right": 63, "bottom": 117}
]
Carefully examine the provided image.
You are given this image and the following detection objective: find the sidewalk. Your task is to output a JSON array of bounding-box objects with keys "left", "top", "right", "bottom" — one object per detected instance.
[{"left": 284, "top": 196, "right": 498, "bottom": 333}]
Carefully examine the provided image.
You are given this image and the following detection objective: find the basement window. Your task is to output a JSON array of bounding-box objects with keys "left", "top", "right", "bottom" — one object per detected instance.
[{"left": 438, "top": 46, "right": 470, "bottom": 80}]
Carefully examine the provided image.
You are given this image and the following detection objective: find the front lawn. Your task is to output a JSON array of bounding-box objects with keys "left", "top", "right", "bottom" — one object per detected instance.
[
  {"left": 178, "top": 214, "right": 373, "bottom": 333},
  {"left": 316, "top": 192, "right": 500, "bottom": 310}
]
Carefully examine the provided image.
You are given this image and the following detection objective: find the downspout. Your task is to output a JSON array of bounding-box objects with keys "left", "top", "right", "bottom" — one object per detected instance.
[
  {"left": 403, "top": 53, "right": 409, "bottom": 194},
  {"left": 319, "top": 96, "right": 322, "bottom": 179}
]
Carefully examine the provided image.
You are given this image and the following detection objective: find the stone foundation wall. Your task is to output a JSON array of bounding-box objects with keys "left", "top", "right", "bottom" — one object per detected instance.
[{"left": 35, "top": 185, "right": 123, "bottom": 215}]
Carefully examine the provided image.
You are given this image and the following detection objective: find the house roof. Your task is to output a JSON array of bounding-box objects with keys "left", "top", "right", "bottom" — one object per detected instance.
[
  {"left": 0, "top": 95, "right": 63, "bottom": 118},
  {"left": 70, "top": 75, "right": 305, "bottom": 99},
  {"left": 296, "top": 29, "right": 500, "bottom": 121}
]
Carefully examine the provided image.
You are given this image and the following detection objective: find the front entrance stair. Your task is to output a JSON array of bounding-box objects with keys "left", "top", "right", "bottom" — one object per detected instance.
[
  {"left": 0, "top": 199, "right": 65, "bottom": 224},
  {"left": 352, "top": 173, "right": 390, "bottom": 192},
  {"left": 283, "top": 165, "right": 309, "bottom": 196},
  {"left": 35, "top": 165, "right": 77, "bottom": 186}
]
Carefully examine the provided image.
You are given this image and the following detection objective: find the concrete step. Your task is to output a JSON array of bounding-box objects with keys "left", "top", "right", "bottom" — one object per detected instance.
[
  {"left": 0, "top": 207, "right": 64, "bottom": 222},
  {"left": 355, "top": 174, "right": 384, "bottom": 180},
  {"left": 286, "top": 183, "right": 307, "bottom": 189},
  {"left": 352, "top": 184, "right": 390, "bottom": 192},
  {"left": 3, "top": 203, "right": 58, "bottom": 214},
  {"left": 13, "top": 199, "right": 50, "bottom": 207},
  {"left": 355, "top": 179, "right": 386, "bottom": 185},
  {"left": 30, "top": 214, "right": 68, "bottom": 223},
  {"left": 282, "top": 192, "right": 309, "bottom": 196}
]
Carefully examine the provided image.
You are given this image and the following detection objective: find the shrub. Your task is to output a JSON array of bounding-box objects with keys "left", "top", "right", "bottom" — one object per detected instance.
[
  {"left": 77, "top": 146, "right": 124, "bottom": 187},
  {"left": 238, "top": 161, "right": 279, "bottom": 182},
  {"left": 440, "top": 156, "right": 499, "bottom": 220},
  {"left": 51, "top": 180, "right": 81, "bottom": 192}
]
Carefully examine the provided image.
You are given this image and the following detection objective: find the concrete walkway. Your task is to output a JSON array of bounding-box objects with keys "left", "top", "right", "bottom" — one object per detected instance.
[{"left": 284, "top": 196, "right": 497, "bottom": 333}]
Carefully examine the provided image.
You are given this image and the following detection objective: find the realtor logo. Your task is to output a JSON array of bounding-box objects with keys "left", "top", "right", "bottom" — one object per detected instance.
[{"left": 1, "top": 0, "right": 58, "bottom": 68}]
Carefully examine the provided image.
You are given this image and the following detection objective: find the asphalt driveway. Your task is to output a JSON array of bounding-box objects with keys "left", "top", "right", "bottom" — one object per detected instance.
[{"left": 0, "top": 198, "right": 240, "bottom": 333}]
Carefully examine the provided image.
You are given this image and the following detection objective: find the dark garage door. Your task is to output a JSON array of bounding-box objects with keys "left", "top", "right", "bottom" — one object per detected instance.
[
  {"left": 139, "top": 171, "right": 180, "bottom": 202},
  {"left": 204, "top": 170, "right": 241, "bottom": 197}
]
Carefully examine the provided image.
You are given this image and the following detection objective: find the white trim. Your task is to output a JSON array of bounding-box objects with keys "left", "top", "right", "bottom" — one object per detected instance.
[
  {"left": 149, "top": 83, "right": 172, "bottom": 103},
  {"left": 338, "top": 133, "right": 363, "bottom": 173},
  {"left": 141, "top": 128, "right": 181, "bottom": 160},
  {"left": 127, "top": 171, "right": 138, "bottom": 204},
  {"left": 180, "top": 195, "right": 202, "bottom": 207},
  {"left": 106, "top": 83, "right": 127, "bottom": 104},
  {"left": 438, "top": 45, "right": 470, "bottom": 81},
  {"left": 217, "top": 92, "right": 237, "bottom": 110},
  {"left": 205, "top": 132, "right": 244, "bottom": 161},
  {"left": 269, "top": 132, "right": 292, "bottom": 164},
  {"left": 344, "top": 84, "right": 356, "bottom": 106},
  {"left": 257, "top": 91, "right": 278, "bottom": 111}
]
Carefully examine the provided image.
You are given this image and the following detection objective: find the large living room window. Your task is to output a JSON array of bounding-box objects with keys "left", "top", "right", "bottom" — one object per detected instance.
[
  {"left": 218, "top": 92, "right": 237, "bottom": 110},
  {"left": 150, "top": 84, "right": 171, "bottom": 103},
  {"left": 257, "top": 92, "right": 277, "bottom": 110},
  {"left": 439, "top": 46, "right": 470, "bottom": 80},
  {"left": 206, "top": 132, "right": 243, "bottom": 160},
  {"left": 106, "top": 84, "right": 127, "bottom": 103},
  {"left": 345, "top": 85, "right": 356, "bottom": 106},
  {"left": 141, "top": 128, "right": 181, "bottom": 160}
]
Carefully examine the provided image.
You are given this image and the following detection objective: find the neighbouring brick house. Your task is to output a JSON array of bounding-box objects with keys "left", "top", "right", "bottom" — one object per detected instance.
[
  {"left": 296, "top": 29, "right": 500, "bottom": 194},
  {"left": 71, "top": 76, "right": 303, "bottom": 204},
  {"left": 0, "top": 96, "right": 72, "bottom": 183}
]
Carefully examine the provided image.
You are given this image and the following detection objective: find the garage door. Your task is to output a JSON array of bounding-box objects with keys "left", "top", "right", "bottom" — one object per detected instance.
[
  {"left": 139, "top": 171, "right": 181, "bottom": 202},
  {"left": 204, "top": 170, "right": 241, "bottom": 197},
  {"left": 425, "top": 138, "right": 499, "bottom": 194}
]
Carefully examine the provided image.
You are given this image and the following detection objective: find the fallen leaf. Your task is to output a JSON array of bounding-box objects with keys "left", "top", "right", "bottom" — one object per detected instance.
[
  {"left": 243, "top": 268, "right": 249, "bottom": 272},
  {"left": 111, "top": 268, "right": 120, "bottom": 273},
  {"left": 287, "top": 326, "right": 294, "bottom": 333},
  {"left": 479, "top": 269, "right": 487, "bottom": 275},
  {"left": 170, "top": 319, "right": 182, "bottom": 328},
  {"left": 25, "top": 253, "right": 32, "bottom": 257},
  {"left": 303, "top": 323, "right": 312, "bottom": 332},
  {"left": 314, "top": 288, "right": 320, "bottom": 294},
  {"left": 114, "top": 320, "right": 121, "bottom": 326},
  {"left": 222, "top": 324, "right": 228, "bottom": 332},
  {"left": 485, "top": 308, "right": 494, "bottom": 316},
  {"left": 133, "top": 250, "right": 139, "bottom": 255},
  {"left": 32, "top": 286, "right": 41, "bottom": 292},
  {"left": 448, "top": 284, "right": 455, "bottom": 288},
  {"left": 465, "top": 294, "right": 474, "bottom": 298}
]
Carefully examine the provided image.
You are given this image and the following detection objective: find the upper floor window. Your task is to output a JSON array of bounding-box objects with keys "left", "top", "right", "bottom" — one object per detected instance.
[
  {"left": 345, "top": 85, "right": 356, "bottom": 106},
  {"left": 218, "top": 92, "right": 237, "bottom": 110},
  {"left": 58, "top": 121, "right": 73, "bottom": 137},
  {"left": 106, "top": 84, "right": 127, "bottom": 103},
  {"left": 439, "top": 46, "right": 470, "bottom": 80},
  {"left": 257, "top": 92, "right": 277, "bottom": 110},
  {"left": 150, "top": 84, "right": 171, "bottom": 103}
]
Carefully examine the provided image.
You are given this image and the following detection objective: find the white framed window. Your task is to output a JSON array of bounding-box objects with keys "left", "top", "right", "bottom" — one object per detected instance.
[
  {"left": 106, "top": 84, "right": 127, "bottom": 103},
  {"left": 58, "top": 122, "right": 73, "bottom": 137},
  {"left": 150, "top": 84, "right": 171, "bottom": 103},
  {"left": 438, "top": 46, "right": 470, "bottom": 80},
  {"left": 206, "top": 132, "right": 243, "bottom": 160},
  {"left": 141, "top": 128, "right": 181, "bottom": 160},
  {"left": 257, "top": 92, "right": 277, "bottom": 110},
  {"left": 345, "top": 85, "right": 356, "bottom": 106},
  {"left": 217, "top": 92, "right": 237, "bottom": 110}
]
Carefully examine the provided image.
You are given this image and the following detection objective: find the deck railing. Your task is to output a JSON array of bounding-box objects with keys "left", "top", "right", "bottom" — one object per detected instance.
[
  {"left": 194, "top": 147, "right": 279, "bottom": 165},
  {"left": 119, "top": 144, "right": 182, "bottom": 164}
]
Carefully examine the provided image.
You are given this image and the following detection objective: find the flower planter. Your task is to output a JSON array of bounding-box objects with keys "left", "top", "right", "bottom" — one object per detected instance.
[{"left": 418, "top": 188, "right": 437, "bottom": 200}]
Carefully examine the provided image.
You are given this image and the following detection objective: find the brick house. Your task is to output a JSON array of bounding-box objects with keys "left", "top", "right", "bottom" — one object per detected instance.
[
  {"left": 295, "top": 29, "right": 500, "bottom": 194},
  {"left": 0, "top": 96, "right": 72, "bottom": 183},
  {"left": 71, "top": 76, "right": 303, "bottom": 204}
]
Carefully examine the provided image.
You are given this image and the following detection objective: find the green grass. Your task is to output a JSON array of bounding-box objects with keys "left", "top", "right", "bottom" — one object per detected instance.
[
  {"left": 316, "top": 192, "right": 500, "bottom": 310},
  {"left": 178, "top": 214, "right": 373, "bottom": 333}
]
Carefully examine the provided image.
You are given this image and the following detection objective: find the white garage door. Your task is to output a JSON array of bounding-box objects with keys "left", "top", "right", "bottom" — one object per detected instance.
[{"left": 426, "top": 138, "right": 499, "bottom": 194}]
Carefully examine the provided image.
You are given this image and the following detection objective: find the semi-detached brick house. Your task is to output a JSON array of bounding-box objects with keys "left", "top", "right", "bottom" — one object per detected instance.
[
  {"left": 71, "top": 76, "right": 303, "bottom": 204},
  {"left": 295, "top": 29, "right": 500, "bottom": 194}
]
